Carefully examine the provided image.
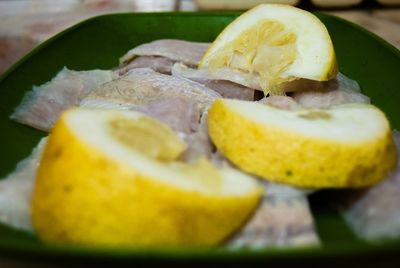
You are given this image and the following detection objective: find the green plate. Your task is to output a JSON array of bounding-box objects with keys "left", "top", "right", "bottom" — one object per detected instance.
[{"left": 0, "top": 12, "right": 400, "bottom": 266}]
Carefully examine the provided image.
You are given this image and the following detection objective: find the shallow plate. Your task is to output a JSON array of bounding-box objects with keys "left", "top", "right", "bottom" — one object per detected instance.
[{"left": 0, "top": 12, "right": 399, "bottom": 267}]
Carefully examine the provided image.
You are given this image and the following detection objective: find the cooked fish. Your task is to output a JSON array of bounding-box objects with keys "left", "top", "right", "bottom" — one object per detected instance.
[
  {"left": 292, "top": 73, "right": 370, "bottom": 108},
  {"left": 10, "top": 67, "right": 115, "bottom": 131},
  {"left": 193, "top": 66, "right": 324, "bottom": 93},
  {"left": 340, "top": 131, "right": 400, "bottom": 241},
  {"left": 176, "top": 63, "right": 262, "bottom": 90},
  {"left": 228, "top": 181, "right": 319, "bottom": 248},
  {"left": 203, "top": 145, "right": 319, "bottom": 248},
  {"left": 120, "top": 39, "right": 209, "bottom": 66},
  {"left": 258, "top": 95, "right": 301, "bottom": 110},
  {"left": 81, "top": 68, "right": 221, "bottom": 113},
  {"left": 182, "top": 112, "right": 214, "bottom": 162},
  {"left": 0, "top": 137, "right": 47, "bottom": 232},
  {"left": 172, "top": 63, "right": 255, "bottom": 100},
  {"left": 135, "top": 98, "right": 200, "bottom": 134},
  {"left": 117, "top": 56, "right": 176, "bottom": 75},
  {"left": 256, "top": 73, "right": 369, "bottom": 110}
]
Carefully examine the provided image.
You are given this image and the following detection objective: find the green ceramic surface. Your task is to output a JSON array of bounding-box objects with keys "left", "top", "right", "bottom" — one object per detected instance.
[{"left": 0, "top": 12, "right": 399, "bottom": 266}]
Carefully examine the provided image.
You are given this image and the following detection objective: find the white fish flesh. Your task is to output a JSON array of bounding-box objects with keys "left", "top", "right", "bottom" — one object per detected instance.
[
  {"left": 135, "top": 98, "right": 200, "bottom": 134},
  {"left": 172, "top": 63, "right": 255, "bottom": 101},
  {"left": 120, "top": 39, "right": 209, "bottom": 66},
  {"left": 175, "top": 63, "right": 262, "bottom": 91},
  {"left": 228, "top": 181, "right": 319, "bottom": 248},
  {"left": 292, "top": 73, "right": 370, "bottom": 108},
  {"left": 10, "top": 67, "right": 115, "bottom": 131},
  {"left": 340, "top": 131, "right": 400, "bottom": 241},
  {"left": 117, "top": 56, "right": 176, "bottom": 75},
  {"left": 182, "top": 112, "right": 214, "bottom": 162},
  {"left": 258, "top": 96, "right": 301, "bottom": 110},
  {"left": 204, "top": 147, "right": 319, "bottom": 248},
  {"left": 0, "top": 137, "right": 47, "bottom": 232},
  {"left": 80, "top": 68, "right": 221, "bottom": 113}
]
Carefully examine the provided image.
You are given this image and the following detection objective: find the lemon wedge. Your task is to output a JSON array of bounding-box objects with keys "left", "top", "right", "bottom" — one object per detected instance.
[
  {"left": 199, "top": 4, "right": 338, "bottom": 94},
  {"left": 208, "top": 99, "right": 397, "bottom": 188},
  {"left": 32, "top": 109, "right": 262, "bottom": 247}
]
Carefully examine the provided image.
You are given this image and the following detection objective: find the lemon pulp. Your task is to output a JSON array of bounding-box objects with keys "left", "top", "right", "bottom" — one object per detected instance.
[
  {"left": 108, "top": 116, "right": 186, "bottom": 162},
  {"left": 208, "top": 19, "right": 297, "bottom": 95},
  {"left": 200, "top": 4, "right": 338, "bottom": 95}
]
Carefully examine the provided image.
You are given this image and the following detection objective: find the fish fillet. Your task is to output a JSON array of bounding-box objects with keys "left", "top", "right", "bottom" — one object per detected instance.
[
  {"left": 228, "top": 181, "right": 319, "bottom": 248},
  {"left": 257, "top": 73, "right": 369, "bottom": 110},
  {"left": 292, "top": 73, "right": 370, "bottom": 108},
  {"left": 182, "top": 112, "right": 214, "bottom": 162},
  {"left": 178, "top": 64, "right": 262, "bottom": 91},
  {"left": 258, "top": 96, "right": 301, "bottom": 110},
  {"left": 340, "top": 131, "right": 400, "bottom": 241},
  {"left": 135, "top": 98, "right": 200, "bottom": 134},
  {"left": 120, "top": 39, "right": 209, "bottom": 66},
  {"left": 0, "top": 138, "right": 47, "bottom": 232},
  {"left": 11, "top": 67, "right": 115, "bottom": 131},
  {"left": 197, "top": 127, "right": 318, "bottom": 248},
  {"left": 117, "top": 56, "right": 176, "bottom": 75},
  {"left": 80, "top": 68, "right": 221, "bottom": 113},
  {"left": 172, "top": 63, "right": 255, "bottom": 100}
]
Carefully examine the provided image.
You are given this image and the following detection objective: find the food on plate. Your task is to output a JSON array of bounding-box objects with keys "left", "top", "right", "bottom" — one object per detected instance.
[
  {"left": 339, "top": 131, "right": 400, "bottom": 241},
  {"left": 292, "top": 73, "right": 370, "bottom": 108},
  {"left": 199, "top": 4, "right": 337, "bottom": 95},
  {"left": 31, "top": 109, "right": 261, "bottom": 246},
  {"left": 118, "top": 56, "right": 176, "bottom": 75},
  {"left": 11, "top": 68, "right": 115, "bottom": 131},
  {"left": 120, "top": 39, "right": 209, "bottom": 67},
  {"left": 80, "top": 68, "right": 220, "bottom": 113},
  {"left": 208, "top": 99, "right": 396, "bottom": 188},
  {"left": 172, "top": 63, "right": 256, "bottom": 100},
  {"left": 0, "top": 138, "right": 47, "bottom": 232},
  {"left": 228, "top": 181, "right": 319, "bottom": 248},
  {"left": 1, "top": 4, "right": 398, "bottom": 247}
]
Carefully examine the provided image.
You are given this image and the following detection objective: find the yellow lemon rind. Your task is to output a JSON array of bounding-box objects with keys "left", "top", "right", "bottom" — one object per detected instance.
[
  {"left": 200, "top": 4, "right": 338, "bottom": 82},
  {"left": 208, "top": 100, "right": 397, "bottom": 189},
  {"left": 32, "top": 109, "right": 262, "bottom": 247}
]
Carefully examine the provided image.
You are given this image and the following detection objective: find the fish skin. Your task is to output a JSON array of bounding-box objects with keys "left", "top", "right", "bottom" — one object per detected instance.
[
  {"left": 81, "top": 68, "right": 221, "bottom": 113},
  {"left": 228, "top": 181, "right": 319, "bottom": 248},
  {"left": 340, "top": 131, "right": 400, "bottom": 241},
  {"left": 0, "top": 137, "right": 47, "bottom": 232},
  {"left": 120, "top": 39, "right": 210, "bottom": 66},
  {"left": 10, "top": 67, "right": 115, "bottom": 131}
]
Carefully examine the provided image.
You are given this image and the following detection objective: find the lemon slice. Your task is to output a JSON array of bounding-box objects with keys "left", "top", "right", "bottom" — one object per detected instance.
[
  {"left": 199, "top": 4, "right": 338, "bottom": 94},
  {"left": 32, "top": 109, "right": 262, "bottom": 247},
  {"left": 208, "top": 99, "right": 397, "bottom": 188}
]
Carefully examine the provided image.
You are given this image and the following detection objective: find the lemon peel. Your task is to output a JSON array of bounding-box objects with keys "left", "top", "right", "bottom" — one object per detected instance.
[
  {"left": 199, "top": 4, "right": 338, "bottom": 95},
  {"left": 32, "top": 108, "right": 262, "bottom": 247},
  {"left": 208, "top": 99, "right": 396, "bottom": 188}
]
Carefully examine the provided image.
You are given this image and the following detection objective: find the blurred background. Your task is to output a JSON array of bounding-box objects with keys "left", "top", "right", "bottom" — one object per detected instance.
[{"left": 0, "top": 0, "right": 399, "bottom": 75}]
